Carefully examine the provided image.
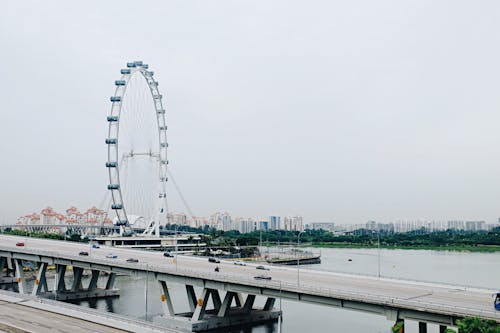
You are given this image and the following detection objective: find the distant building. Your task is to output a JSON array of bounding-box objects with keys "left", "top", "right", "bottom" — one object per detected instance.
[
  {"left": 258, "top": 221, "right": 268, "bottom": 231},
  {"left": 168, "top": 212, "right": 188, "bottom": 226},
  {"left": 310, "top": 222, "right": 335, "bottom": 232},
  {"left": 283, "top": 216, "right": 304, "bottom": 231},
  {"left": 16, "top": 206, "right": 112, "bottom": 232},
  {"left": 268, "top": 216, "right": 280, "bottom": 230},
  {"left": 465, "top": 221, "right": 486, "bottom": 232}
]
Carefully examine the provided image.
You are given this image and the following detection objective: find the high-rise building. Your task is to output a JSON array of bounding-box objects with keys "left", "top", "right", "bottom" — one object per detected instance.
[
  {"left": 283, "top": 216, "right": 304, "bottom": 231},
  {"left": 268, "top": 216, "right": 280, "bottom": 230}
]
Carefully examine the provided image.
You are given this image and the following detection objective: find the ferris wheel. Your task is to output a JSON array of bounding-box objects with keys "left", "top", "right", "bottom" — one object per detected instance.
[{"left": 105, "top": 61, "right": 168, "bottom": 236}]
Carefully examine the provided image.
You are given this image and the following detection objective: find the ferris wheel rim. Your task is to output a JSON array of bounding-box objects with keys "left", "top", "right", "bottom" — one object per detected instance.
[{"left": 105, "top": 61, "right": 168, "bottom": 231}]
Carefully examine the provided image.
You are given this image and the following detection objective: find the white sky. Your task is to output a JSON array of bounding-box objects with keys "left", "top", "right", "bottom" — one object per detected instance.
[{"left": 1, "top": 1, "right": 500, "bottom": 224}]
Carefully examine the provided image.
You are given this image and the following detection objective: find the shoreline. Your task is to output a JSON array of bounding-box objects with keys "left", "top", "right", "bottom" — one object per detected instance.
[{"left": 304, "top": 243, "right": 500, "bottom": 252}]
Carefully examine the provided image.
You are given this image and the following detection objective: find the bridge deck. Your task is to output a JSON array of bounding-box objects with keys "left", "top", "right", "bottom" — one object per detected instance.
[{"left": 1, "top": 234, "right": 498, "bottom": 325}]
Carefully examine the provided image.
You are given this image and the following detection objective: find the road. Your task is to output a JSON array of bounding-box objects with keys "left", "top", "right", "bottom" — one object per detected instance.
[{"left": 1, "top": 234, "right": 499, "bottom": 322}]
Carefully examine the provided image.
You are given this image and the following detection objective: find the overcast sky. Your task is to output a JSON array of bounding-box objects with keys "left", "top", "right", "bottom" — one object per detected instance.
[{"left": 1, "top": 1, "right": 500, "bottom": 224}]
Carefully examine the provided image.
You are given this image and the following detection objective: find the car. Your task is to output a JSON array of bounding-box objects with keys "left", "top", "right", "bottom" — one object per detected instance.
[
  {"left": 208, "top": 257, "right": 220, "bottom": 263},
  {"left": 234, "top": 261, "right": 246, "bottom": 266},
  {"left": 79, "top": 251, "right": 89, "bottom": 256},
  {"left": 16, "top": 242, "right": 24, "bottom": 247},
  {"left": 126, "top": 258, "right": 139, "bottom": 263},
  {"left": 163, "top": 252, "right": 174, "bottom": 257},
  {"left": 254, "top": 275, "right": 272, "bottom": 280},
  {"left": 106, "top": 254, "right": 117, "bottom": 259},
  {"left": 91, "top": 244, "right": 100, "bottom": 249},
  {"left": 256, "top": 265, "right": 269, "bottom": 270}
]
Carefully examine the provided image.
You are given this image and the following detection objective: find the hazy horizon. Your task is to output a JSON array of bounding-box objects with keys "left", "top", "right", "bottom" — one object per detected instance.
[{"left": 1, "top": 1, "right": 500, "bottom": 225}]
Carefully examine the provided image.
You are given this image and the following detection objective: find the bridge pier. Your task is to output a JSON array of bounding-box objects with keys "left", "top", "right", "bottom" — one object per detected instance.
[
  {"left": 48, "top": 265, "right": 119, "bottom": 300},
  {"left": 0, "top": 257, "right": 15, "bottom": 284},
  {"left": 154, "top": 283, "right": 280, "bottom": 332},
  {"left": 0, "top": 262, "right": 120, "bottom": 301},
  {"left": 32, "top": 262, "right": 49, "bottom": 296},
  {"left": 14, "top": 259, "right": 26, "bottom": 294}
]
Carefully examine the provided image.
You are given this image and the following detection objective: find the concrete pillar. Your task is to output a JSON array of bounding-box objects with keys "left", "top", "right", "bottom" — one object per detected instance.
[
  {"left": 88, "top": 270, "right": 100, "bottom": 291},
  {"left": 32, "top": 262, "right": 48, "bottom": 296},
  {"left": 54, "top": 264, "right": 67, "bottom": 292},
  {"left": 439, "top": 325, "right": 447, "bottom": 333},
  {"left": 234, "top": 292, "right": 244, "bottom": 307},
  {"left": 14, "top": 259, "right": 25, "bottom": 294},
  {"left": 418, "top": 322, "right": 427, "bottom": 333},
  {"left": 186, "top": 285, "right": 197, "bottom": 312},
  {"left": 192, "top": 288, "right": 210, "bottom": 321},
  {"left": 8, "top": 259, "right": 15, "bottom": 276},
  {"left": 71, "top": 267, "right": 84, "bottom": 292},
  {"left": 0, "top": 257, "right": 5, "bottom": 276},
  {"left": 210, "top": 289, "right": 222, "bottom": 311},
  {"left": 218, "top": 292, "right": 235, "bottom": 317},
  {"left": 243, "top": 294, "right": 256, "bottom": 313},
  {"left": 105, "top": 272, "right": 116, "bottom": 290},
  {"left": 158, "top": 280, "right": 175, "bottom": 316},
  {"left": 263, "top": 297, "right": 276, "bottom": 311}
]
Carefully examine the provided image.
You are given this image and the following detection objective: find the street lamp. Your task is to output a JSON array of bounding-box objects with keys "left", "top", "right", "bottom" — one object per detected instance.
[
  {"left": 377, "top": 227, "right": 381, "bottom": 278},
  {"left": 145, "top": 263, "right": 149, "bottom": 321},
  {"left": 175, "top": 225, "right": 178, "bottom": 272},
  {"left": 278, "top": 279, "right": 283, "bottom": 333},
  {"left": 297, "top": 230, "right": 305, "bottom": 286}
]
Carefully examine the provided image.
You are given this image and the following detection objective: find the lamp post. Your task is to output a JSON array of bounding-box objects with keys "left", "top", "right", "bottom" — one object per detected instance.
[
  {"left": 145, "top": 263, "right": 149, "bottom": 321},
  {"left": 175, "top": 225, "right": 178, "bottom": 272},
  {"left": 297, "top": 230, "right": 305, "bottom": 286},
  {"left": 279, "top": 279, "right": 283, "bottom": 333},
  {"left": 377, "top": 227, "right": 381, "bottom": 278}
]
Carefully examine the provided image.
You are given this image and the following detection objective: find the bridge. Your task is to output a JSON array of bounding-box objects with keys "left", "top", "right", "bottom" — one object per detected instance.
[{"left": 1, "top": 234, "right": 498, "bottom": 332}]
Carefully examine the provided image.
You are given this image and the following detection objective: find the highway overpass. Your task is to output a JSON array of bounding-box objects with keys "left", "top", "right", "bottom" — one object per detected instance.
[{"left": 0, "top": 234, "right": 498, "bottom": 332}]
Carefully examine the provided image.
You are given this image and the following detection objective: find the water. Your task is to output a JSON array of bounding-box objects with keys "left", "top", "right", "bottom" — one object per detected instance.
[{"left": 70, "top": 248, "right": 500, "bottom": 332}]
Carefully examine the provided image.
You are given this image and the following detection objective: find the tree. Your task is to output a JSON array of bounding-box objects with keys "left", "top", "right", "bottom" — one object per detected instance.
[{"left": 445, "top": 317, "right": 500, "bottom": 333}]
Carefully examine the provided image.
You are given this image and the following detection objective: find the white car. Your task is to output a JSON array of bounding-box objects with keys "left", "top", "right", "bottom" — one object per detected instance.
[{"left": 234, "top": 260, "right": 246, "bottom": 266}]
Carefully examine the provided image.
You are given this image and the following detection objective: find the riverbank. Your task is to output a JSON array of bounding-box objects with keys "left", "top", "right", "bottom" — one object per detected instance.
[{"left": 308, "top": 243, "right": 500, "bottom": 252}]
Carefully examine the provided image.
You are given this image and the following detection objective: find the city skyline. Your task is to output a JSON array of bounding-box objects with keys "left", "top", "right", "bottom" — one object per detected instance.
[
  {"left": 12, "top": 206, "right": 499, "bottom": 235},
  {"left": 2, "top": 1, "right": 500, "bottom": 225}
]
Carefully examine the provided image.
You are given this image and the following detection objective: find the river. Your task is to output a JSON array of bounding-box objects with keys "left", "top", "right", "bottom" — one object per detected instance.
[{"left": 68, "top": 248, "right": 500, "bottom": 333}]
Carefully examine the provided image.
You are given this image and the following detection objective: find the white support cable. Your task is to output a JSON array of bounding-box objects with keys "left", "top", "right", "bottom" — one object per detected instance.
[{"left": 167, "top": 169, "right": 196, "bottom": 220}]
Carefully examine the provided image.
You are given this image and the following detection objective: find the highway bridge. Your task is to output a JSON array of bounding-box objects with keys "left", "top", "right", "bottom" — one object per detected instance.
[{"left": 1, "top": 234, "right": 498, "bottom": 332}]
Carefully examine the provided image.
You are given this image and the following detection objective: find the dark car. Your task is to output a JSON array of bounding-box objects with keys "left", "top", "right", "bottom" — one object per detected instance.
[
  {"left": 163, "top": 252, "right": 174, "bottom": 257},
  {"left": 495, "top": 293, "right": 500, "bottom": 310},
  {"left": 16, "top": 242, "right": 24, "bottom": 247},
  {"left": 79, "top": 251, "right": 89, "bottom": 256},
  {"left": 208, "top": 257, "right": 220, "bottom": 263},
  {"left": 254, "top": 275, "right": 272, "bottom": 280},
  {"left": 126, "top": 258, "right": 139, "bottom": 263},
  {"left": 256, "top": 265, "right": 269, "bottom": 270}
]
